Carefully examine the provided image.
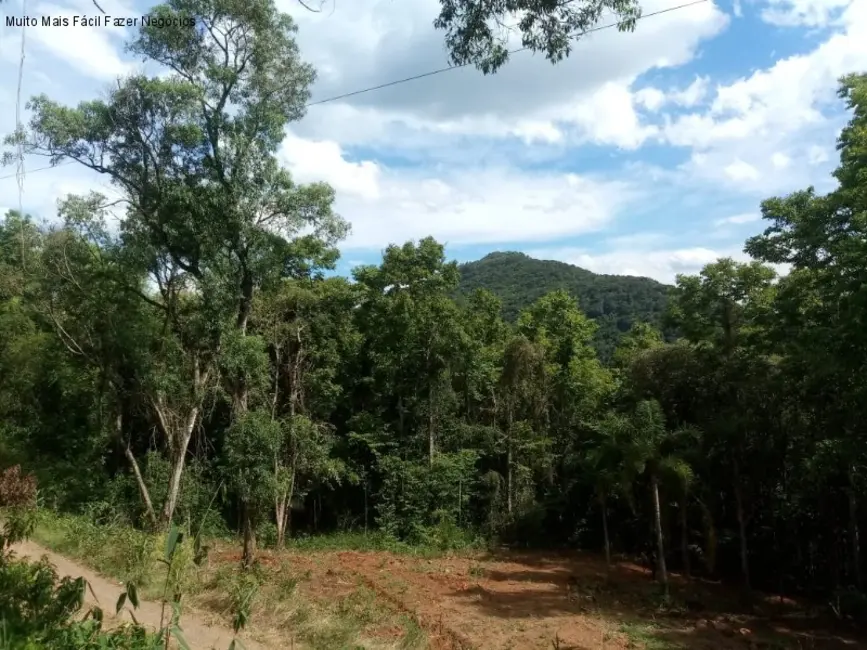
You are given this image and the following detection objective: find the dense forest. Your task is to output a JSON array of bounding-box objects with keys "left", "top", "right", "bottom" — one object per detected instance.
[
  {"left": 1, "top": 0, "right": 867, "bottom": 636},
  {"left": 456, "top": 252, "right": 674, "bottom": 360}
]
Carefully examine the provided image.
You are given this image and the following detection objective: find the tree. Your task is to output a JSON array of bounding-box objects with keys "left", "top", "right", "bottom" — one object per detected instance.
[
  {"left": 744, "top": 73, "right": 867, "bottom": 592},
  {"left": 434, "top": 0, "right": 641, "bottom": 74},
  {"left": 616, "top": 399, "right": 697, "bottom": 597},
  {"left": 254, "top": 276, "right": 357, "bottom": 546},
  {"left": 223, "top": 410, "right": 281, "bottom": 568},
  {"left": 353, "top": 238, "right": 466, "bottom": 465},
  {"left": 12, "top": 0, "right": 348, "bottom": 533},
  {"left": 35, "top": 204, "right": 161, "bottom": 526}
]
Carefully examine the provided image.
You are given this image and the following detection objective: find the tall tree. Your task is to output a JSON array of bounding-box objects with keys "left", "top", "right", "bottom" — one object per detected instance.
[{"left": 12, "top": 0, "right": 348, "bottom": 534}]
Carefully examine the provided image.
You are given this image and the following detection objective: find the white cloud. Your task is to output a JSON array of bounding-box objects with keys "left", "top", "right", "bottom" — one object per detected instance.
[
  {"left": 771, "top": 152, "right": 791, "bottom": 168},
  {"left": 289, "top": 0, "right": 728, "bottom": 150},
  {"left": 3, "top": 0, "right": 863, "bottom": 271},
  {"left": 807, "top": 145, "right": 830, "bottom": 164},
  {"left": 26, "top": 0, "right": 136, "bottom": 80},
  {"left": 0, "top": 162, "right": 119, "bottom": 224},
  {"left": 527, "top": 244, "right": 752, "bottom": 283},
  {"left": 662, "top": 0, "right": 866, "bottom": 193},
  {"left": 670, "top": 76, "right": 710, "bottom": 107},
  {"left": 635, "top": 87, "right": 667, "bottom": 111},
  {"left": 724, "top": 159, "right": 761, "bottom": 182},
  {"left": 714, "top": 212, "right": 761, "bottom": 226},
  {"left": 280, "top": 133, "right": 635, "bottom": 249},
  {"left": 635, "top": 76, "right": 710, "bottom": 113},
  {"left": 761, "top": 0, "right": 850, "bottom": 27}
]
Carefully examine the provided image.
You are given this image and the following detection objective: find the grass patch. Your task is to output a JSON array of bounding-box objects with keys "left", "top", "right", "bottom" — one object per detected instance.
[
  {"left": 619, "top": 622, "right": 682, "bottom": 650},
  {"left": 285, "top": 529, "right": 481, "bottom": 558},
  {"left": 33, "top": 509, "right": 159, "bottom": 591},
  {"left": 31, "top": 509, "right": 434, "bottom": 649}
]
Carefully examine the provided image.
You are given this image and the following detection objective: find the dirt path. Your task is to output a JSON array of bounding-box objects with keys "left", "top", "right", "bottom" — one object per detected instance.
[{"left": 13, "top": 540, "right": 267, "bottom": 650}]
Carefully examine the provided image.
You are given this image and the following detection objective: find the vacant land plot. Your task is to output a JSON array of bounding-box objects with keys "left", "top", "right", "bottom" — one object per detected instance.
[
  {"left": 205, "top": 543, "right": 862, "bottom": 650},
  {"left": 28, "top": 514, "right": 864, "bottom": 650}
]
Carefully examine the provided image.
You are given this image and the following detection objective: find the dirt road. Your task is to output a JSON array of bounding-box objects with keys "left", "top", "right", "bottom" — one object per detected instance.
[{"left": 12, "top": 540, "right": 267, "bottom": 650}]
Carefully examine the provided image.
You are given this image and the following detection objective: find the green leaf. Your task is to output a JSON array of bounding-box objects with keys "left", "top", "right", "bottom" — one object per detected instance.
[
  {"left": 164, "top": 523, "right": 182, "bottom": 562},
  {"left": 115, "top": 592, "right": 127, "bottom": 614},
  {"left": 87, "top": 606, "right": 104, "bottom": 623},
  {"left": 127, "top": 581, "right": 139, "bottom": 608},
  {"left": 171, "top": 627, "right": 192, "bottom": 650}
]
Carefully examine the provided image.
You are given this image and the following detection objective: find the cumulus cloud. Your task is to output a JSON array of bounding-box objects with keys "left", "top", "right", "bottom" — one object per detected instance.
[
  {"left": 660, "top": 0, "right": 866, "bottom": 193},
  {"left": 714, "top": 213, "right": 760, "bottom": 226},
  {"left": 2, "top": 0, "right": 864, "bottom": 270},
  {"left": 761, "top": 0, "right": 850, "bottom": 27},
  {"left": 527, "top": 243, "right": 753, "bottom": 284},
  {"left": 288, "top": 0, "right": 728, "bottom": 149},
  {"left": 25, "top": 0, "right": 137, "bottom": 80},
  {"left": 280, "top": 133, "right": 635, "bottom": 249}
]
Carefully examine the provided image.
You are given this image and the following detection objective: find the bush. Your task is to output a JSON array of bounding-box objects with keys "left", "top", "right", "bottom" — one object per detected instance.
[
  {"left": 0, "top": 509, "right": 160, "bottom": 649},
  {"left": 0, "top": 465, "right": 37, "bottom": 508},
  {"left": 0, "top": 551, "right": 161, "bottom": 649}
]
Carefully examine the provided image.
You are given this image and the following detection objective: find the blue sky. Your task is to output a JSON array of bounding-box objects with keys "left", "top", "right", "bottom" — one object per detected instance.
[{"left": 0, "top": 0, "right": 863, "bottom": 283}]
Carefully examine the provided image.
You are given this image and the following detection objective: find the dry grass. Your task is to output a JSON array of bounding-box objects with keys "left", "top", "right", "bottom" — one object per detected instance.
[{"left": 30, "top": 513, "right": 867, "bottom": 650}]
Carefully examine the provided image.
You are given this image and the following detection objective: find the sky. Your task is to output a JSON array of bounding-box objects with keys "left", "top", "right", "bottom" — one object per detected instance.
[{"left": 0, "top": 0, "right": 864, "bottom": 283}]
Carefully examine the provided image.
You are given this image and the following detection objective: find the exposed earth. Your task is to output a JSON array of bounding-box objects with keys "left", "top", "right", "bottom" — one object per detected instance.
[{"left": 16, "top": 538, "right": 864, "bottom": 650}]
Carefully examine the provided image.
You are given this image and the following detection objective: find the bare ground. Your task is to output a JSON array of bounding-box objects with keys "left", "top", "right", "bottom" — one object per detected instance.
[
  {"left": 16, "top": 535, "right": 866, "bottom": 650},
  {"left": 209, "top": 543, "right": 866, "bottom": 650}
]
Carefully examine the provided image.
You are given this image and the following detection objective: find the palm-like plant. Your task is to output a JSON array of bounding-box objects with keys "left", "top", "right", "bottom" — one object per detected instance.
[{"left": 603, "top": 399, "right": 699, "bottom": 596}]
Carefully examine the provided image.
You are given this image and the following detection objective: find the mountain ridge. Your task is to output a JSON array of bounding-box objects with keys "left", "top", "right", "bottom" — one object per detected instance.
[{"left": 456, "top": 251, "right": 673, "bottom": 361}]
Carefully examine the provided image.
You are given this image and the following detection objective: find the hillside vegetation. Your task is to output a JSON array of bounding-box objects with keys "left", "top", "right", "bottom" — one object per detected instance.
[
  {"left": 457, "top": 252, "right": 673, "bottom": 360},
  {"left": 1, "top": 0, "right": 867, "bottom": 648}
]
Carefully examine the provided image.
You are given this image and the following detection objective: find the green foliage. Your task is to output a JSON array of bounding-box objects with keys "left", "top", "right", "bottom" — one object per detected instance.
[
  {"left": 376, "top": 451, "right": 479, "bottom": 547},
  {"left": 434, "top": 0, "right": 641, "bottom": 74},
  {"left": 457, "top": 251, "right": 673, "bottom": 362},
  {"left": 3, "top": 0, "right": 867, "bottom": 612},
  {"left": 0, "top": 509, "right": 160, "bottom": 649}
]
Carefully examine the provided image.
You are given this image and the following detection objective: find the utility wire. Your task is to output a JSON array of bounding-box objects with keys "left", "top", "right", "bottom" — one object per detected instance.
[
  {"left": 0, "top": 0, "right": 709, "bottom": 183},
  {"left": 307, "top": 0, "right": 709, "bottom": 107}
]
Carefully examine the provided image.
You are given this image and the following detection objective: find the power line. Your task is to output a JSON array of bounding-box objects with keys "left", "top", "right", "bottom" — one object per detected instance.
[
  {"left": 0, "top": 0, "right": 709, "bottom": 183},
  {"left": 0, "top": 160, "right": 75, "bottom": 182},
  {"left": 306, "top": 0, "right": 709, "bottom": 107}
]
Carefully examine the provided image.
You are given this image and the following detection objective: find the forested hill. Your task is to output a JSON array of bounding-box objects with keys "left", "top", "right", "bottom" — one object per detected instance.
[{"left": 457, "top": 252, "right": 673, "bottom": 360}]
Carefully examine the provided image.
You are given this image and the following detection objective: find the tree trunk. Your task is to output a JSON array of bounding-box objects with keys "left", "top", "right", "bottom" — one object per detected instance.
[
  {"left": 429, "top": 408, "right": 435, "bottom": 466},
  {"left": 849, "top": 470, "right": 862, "bottom": 589},
  {"left": 599, "top": 490, "right": 611, "bottom": 569},
  {"left": 114, "top": 408, "right": 156, "bottom": 528},
  {"left": 158, "top": 406, "right": 199, "bottom": 528},
  {"left": 275, "top": 497, "right": 287, "bottom": 548},
  {"left": 275, "top": 474, "right": 295, "bottom": 548},
  {"left": 506, "top": 438, "right": 513, "bottom": 515},
  {"left": 506, "top": 404, "right": 513, "bottom": 515},
  {"left": 151, "top": 358, "right": 209, "bottom": 529},
  {"left": 428, "top": 389, "right": 436, "bottom": 466},
  {"left": 241, "top": 501, "right": 256, "bottom": 569},
  {"left": 733, "top": 460, "right": 751, "bottom": 590},
  {"left": 651, "top": 472, "right": 669, "bottom": 596},
  {"left": 680, "top": 491, "right": 691, "bottom": 578},
  {"left": 699, "top": 499, "right": 717, "bottom": 575}
]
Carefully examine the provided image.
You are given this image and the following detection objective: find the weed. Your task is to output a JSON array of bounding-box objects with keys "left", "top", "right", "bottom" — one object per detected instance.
[
  {"left": 619, "top": 622, "right": 681, "bottom": 650},
  {"left": 398, "top": 614, "right": 427, "bottom": 649}
]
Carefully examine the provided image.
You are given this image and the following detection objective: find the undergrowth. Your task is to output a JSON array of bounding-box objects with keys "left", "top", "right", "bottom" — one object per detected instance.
[
  {"left": 0, "top": 506, "right": 159, "bottom": 649},
  {"left": 33, "top": 509, "right": 434, "bottom": 649}
]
